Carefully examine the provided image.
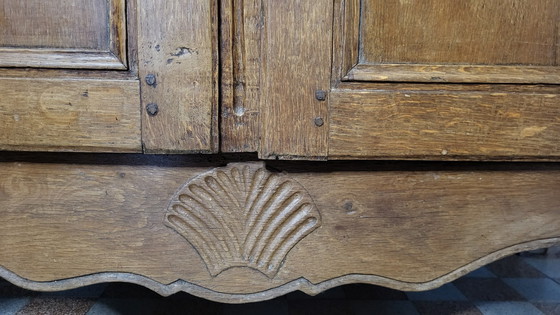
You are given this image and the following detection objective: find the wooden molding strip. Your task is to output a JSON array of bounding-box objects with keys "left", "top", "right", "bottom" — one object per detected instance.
[{"left": 2, "top": 238, "right": 558, "bottom": 303}]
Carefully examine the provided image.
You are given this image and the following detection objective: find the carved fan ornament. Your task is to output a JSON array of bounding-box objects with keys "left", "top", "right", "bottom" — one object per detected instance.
[{"left": 164, "top": 163, "right": 321, "bottom": 278}]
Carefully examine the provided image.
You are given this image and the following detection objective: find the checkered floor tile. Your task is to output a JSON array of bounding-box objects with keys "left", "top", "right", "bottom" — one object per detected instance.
[{"left": 1, "top": 247, "right": 559, "bottom": 314}]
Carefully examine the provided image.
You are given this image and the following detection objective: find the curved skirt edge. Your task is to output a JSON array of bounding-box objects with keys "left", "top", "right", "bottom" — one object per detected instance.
[{"left": 1, "top": 237, "right": 559, "bottom": 304}]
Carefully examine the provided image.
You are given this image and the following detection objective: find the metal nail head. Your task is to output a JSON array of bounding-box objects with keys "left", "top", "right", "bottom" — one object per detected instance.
[
  {"left": 145, "top": 74, "right": 157, "bottom": 86},
  {"left": 315, "top": 90, "right": 327, "bottom": 101},
  {"left": 146, "top": 103, "right": 159, "bottom": 116}
]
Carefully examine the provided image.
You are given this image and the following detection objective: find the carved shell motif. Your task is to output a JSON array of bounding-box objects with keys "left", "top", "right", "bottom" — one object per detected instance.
[{"left": 164, "top": 163, "right": 321, "bottom": 278}]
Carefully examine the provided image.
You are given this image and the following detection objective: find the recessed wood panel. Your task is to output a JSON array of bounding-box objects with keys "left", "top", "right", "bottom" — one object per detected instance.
[
  {"left": 0, "top": 0, "right": 127, "bottom": 69},
  {"left": 361, "top": 0, "right": 559, "bottom": 66},
  {"left": 0, "top": 0, "right": 109, "bottom": 49}
]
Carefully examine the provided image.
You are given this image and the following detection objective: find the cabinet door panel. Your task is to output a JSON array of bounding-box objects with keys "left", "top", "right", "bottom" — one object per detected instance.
[
  {"left": 0, "top": 0, "right": 127, "bottom": 69},
  {"left": 0, "top": 0, "right": 140, "bottom": 153},
  {"left": 1, "top": 0, "right": 217, "bottom": 153},
  {"left": 347, "top": 0, "right": 560, "bottom": 84},
  {"left": 327, "top": 0, "right": 560, "bottom": 160},
  {"left": 361, "top": 0, "right": 558, "bottom": 66}
]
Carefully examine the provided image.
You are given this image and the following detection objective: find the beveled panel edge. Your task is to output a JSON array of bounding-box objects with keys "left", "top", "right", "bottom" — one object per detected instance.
[
  {"left": 0, "top": 50, "right": 127, "bottom": 70},
  {"left": 344, "top": 63, "right": 560, "bottom": 84},
  {"left": 108, "top": 0, "right": 129, "bottom": 68},
  {"left": 1, "top": 238, "right": 558, "bottom": 304}
]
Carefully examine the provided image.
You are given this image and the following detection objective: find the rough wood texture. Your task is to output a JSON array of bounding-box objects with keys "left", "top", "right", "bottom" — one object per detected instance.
[
  {"left": 0, "top": 78, "right": 141, "bottom": 152},
  {"left": 329, "top": 84, "right": 560, "bottom": 160},
  {"left": 138, "top": 0, "right": 217, "bottom": 153},
  {"left": 220, "top": 0, "right": 262, "bottom": 153},
  {"left": 361, "top": 0, "right": 559, "bottom": 66},
  {"left": 259, "top": 1, "right": 332, "bottom": 159},
  {"left": 0, "top": 0, "right": 127, "bottom": 69},
  {"left": 0, "top": 157, "right": 559, "bottom": 303}
]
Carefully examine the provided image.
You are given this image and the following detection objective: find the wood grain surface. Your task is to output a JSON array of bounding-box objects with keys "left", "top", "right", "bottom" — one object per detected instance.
[
  {"left": 0, "top": 78, "right": 141, "bottom": 152},
  {"left": 329, "top": 84, "right": 560, "bottom": 160},
  {"left": 0, "top": 0, "right": 127, "bottom": 69},
  {"left": 0, "top": 156, "right": 558, "bottom": 302},
  {"left": 332, "top": 0, "right": 360, "bottom": 84},
  {"left": 361, "top": 0, "right": 559, "bottom": 66},
  {"left": 220, "top": 0, "right": 262, "bottom": 153},
  {"left": 345, "top": 64, "right": 560, "bottom": 84},
  {"left": 258, "top": 0, "right": 332, "bottom": 159},
  {"left": 138, "top": 0, "right": 217, "bottom": 153}
]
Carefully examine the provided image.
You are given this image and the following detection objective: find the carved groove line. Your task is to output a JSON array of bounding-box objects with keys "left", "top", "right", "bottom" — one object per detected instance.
[
  {"left": 2, "top": 238, "right": 558, "bottom": 304},
  {"left": 164, "top": 163, "right": 322, "bottom": 278}
]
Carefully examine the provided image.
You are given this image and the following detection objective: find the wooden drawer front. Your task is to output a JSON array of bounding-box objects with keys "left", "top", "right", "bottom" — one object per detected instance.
[{"left": 1, "top": 157, "right": 559, "bottom": 302}]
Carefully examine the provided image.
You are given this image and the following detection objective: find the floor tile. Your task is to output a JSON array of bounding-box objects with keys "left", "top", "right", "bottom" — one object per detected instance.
[
  {"left": 17, "top": 297, "right": 94, "bottom": 315},
  {"left": 413, "top": 301, "right": 482, "bottom": 315},
  {"left": 285, "top": 286, "right": 346, "bottom": 300},
  {"left": 0, "top": 282, "right": 38, "bottom": 298},
  {"left": 40, "top": 284, "right": 108, "bottom": 298},
  {"left": 523, "top": 258, "right": 560, "bottom": 278},
  {"left": 519, "top": 249, "right": 550, "bottom": 257},
  {"left": 475, "top": 301, "right": 544, "bottom": 315},
  {"left": 533, "top": 302, "right": 560, "bottom": 315},
  {"left": 0, "top": 298, "right": 30, "bottom": 315},
  {"left": 100, "top": 283, "right": 163, "bottom": 299},
  {"left": 406, "top": 283, "right": 467, "bottom": 301},
  {"left": 350, "top": 300, "right": 419, "bottom": 315},
  {"left": 453, "top": 278, "right": 525, "bottom": 301},
  {"left": 544, "top": 246, "right": 560, "bottom": 258},
  {"left": 86, "top": 298, "right": 160, "bottom": 315},
  {"left": 342, "top": 284, "right": 407, "bottom": 300},
  {"left": 503, "top": 278, "right": 560, "bottom": 302},
  {"left": 222, "top": 299, "right": 288, "bottom": 315},
  {"left": 486, "top": 255, "right": 545, "bottom": 278},
  {"left": 288, "top": 299, "right": 354, "bottom": 315},
  {"left": 464, "top": 266, "right": 496, "bottom": 278}
]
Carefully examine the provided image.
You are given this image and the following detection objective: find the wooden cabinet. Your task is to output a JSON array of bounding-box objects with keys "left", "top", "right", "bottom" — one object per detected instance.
[{"left": 0, "top": 0, "right": 559, "bottom": 303}]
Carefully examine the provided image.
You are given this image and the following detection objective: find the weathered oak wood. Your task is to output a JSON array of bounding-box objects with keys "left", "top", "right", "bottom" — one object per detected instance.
[
  {"left": 138, "top": 0, "right": 217, "bottom": 153},
  {"left": 258, "top": 1, "right": 332, "bottom": 159},
  {"left": 329, "top": 85, "right": 560, "bottom": 160},
  {"left": 334, "top": 0, "right": 560, "bottom": 84},
  {"left": 361, "top": 0, "right": 559, "bottom": 66},
  {"left": 0, "top": 157, "right": 558, "bottom": 302},
  {"left": 0, "top": 0, "right": 127, "bottom": 69},
  {"left": 332, "top": 0, "right": 360, "bottom": 84},
  {"left": 0, "top": 78, "right": 141, "bottom": 152},
  {"left": 220, "top": 0, "right": 262, "bottom": 153},
  {"left": 345, "top": 64, "right": 560, "bottom": 84}
]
